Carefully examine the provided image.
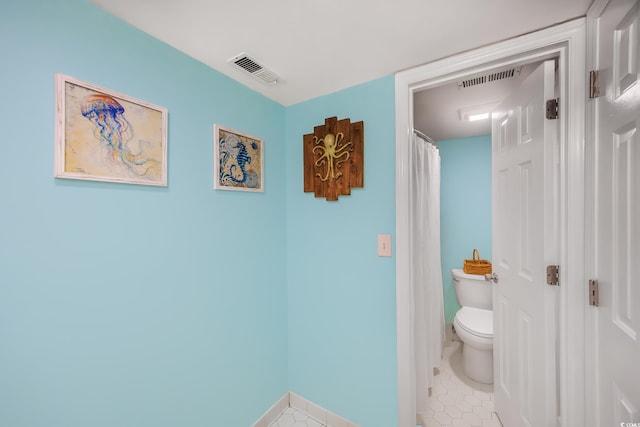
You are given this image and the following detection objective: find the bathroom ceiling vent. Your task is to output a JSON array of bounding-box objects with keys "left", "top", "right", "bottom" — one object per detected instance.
[
  {"left": 228, "top": 53, "right": 279, "bottom": 85},
  {"left": 458, "top": 67, "right": 521, "bottom": 88}
]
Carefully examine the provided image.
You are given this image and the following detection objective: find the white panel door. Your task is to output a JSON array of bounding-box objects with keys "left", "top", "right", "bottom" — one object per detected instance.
[
  {"left": 491, "top": 60, "right": 559, "bottom": 427},
  {"left": 591, "top": 0, "right": 640, "bottom": 425}
]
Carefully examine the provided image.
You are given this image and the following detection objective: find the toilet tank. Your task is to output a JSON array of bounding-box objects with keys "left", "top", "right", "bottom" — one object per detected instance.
[{"left": 451, "top": 268, "right": 493, "bottom": 310}]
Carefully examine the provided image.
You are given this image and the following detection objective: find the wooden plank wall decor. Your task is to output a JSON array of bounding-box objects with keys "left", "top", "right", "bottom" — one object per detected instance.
[{"left": 303, "top": 117, "right": 364, "bottom": 201}]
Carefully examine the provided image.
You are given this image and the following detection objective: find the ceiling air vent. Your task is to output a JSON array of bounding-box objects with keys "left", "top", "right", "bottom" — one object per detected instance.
[
  {"left": 460, "top": 76, "right": 487, "bottom": 88},
  {"left": 458, "top": 67, "right": 521, "bottom": 88},
  {"left": 228, "top": 53, "right": 279, "bottom": 85}
]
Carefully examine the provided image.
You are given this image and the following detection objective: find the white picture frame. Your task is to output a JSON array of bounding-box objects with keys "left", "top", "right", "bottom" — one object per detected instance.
[{"left": 55, "top": 73, "right": 168, "bottom": 186}]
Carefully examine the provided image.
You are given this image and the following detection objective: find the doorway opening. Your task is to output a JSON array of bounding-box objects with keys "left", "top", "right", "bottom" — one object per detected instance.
[
  {"left": 395, "top": 18, "right": 587, "bottom": 427},
  {"left": 412, "top": 60, "right": 544, "bottom": 426},
  {"left": 413, "top": 60, "right": 541, "bottom": 324}
]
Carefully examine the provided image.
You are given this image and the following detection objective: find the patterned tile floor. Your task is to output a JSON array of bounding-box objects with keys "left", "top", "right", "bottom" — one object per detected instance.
[
  {"left": 269, "top": 407, "right": 325, "bottom": 427},
  {"left": 419, "top": 329, "right": 503, "bottom": 427},
  {"left": 268, "top": 329, "right": 502, "bottom": 427}
]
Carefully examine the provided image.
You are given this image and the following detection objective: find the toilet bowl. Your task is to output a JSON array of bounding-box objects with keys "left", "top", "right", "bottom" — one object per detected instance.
[
  {"left": 453, "top": 306, "right": 493, "bottom": 384},
  {"left": 451, "top": 268, "right": 494, "bottom": 384}
]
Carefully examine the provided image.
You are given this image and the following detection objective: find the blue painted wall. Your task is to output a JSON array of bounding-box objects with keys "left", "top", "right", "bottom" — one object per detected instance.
[
  {"left": 438, "top": 135, "right": 492, "bottom": 323},
  {"left": 1, "top": 1, "right": 400, "bottom": 426},
  {"left": 0, "top": 1, "right": 287, "bottom": 426},
  {"left": 285, "top": 78, "right": 398, "bottom": 427}
]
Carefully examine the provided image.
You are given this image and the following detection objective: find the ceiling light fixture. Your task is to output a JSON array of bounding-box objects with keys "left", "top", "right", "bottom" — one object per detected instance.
[
  {"left": 459, "top": 102, "right": 500, "bottom": 122},
  {"left": 467, "top": 112, "right": 491, "bottom": 122}
]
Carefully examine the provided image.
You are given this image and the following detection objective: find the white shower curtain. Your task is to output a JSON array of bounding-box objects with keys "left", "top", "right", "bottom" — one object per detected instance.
[{"left": 409, "top": 132, "right": 445, "bottom": 416}]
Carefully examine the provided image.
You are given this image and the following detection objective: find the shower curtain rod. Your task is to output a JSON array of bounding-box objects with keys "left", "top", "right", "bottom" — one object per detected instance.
[{"left": 413, "top": 129, "right": 436, "bottom": 145}]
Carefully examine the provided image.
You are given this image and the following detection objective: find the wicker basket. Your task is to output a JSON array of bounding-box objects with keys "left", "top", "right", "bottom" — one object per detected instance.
[{"left": 463, "top": 249, "right": 492, "bottom": 275}]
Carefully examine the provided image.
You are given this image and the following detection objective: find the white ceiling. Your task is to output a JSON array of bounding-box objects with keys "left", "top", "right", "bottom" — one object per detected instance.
[
  {"left": 90, "top": 0, "right": 591, "bottom": 108},
  {"left": 414, "top": 62, "right": 539, "bottom": 141},
  {"left": 90, "top": 0, "right": 591, "bottom": 141}
]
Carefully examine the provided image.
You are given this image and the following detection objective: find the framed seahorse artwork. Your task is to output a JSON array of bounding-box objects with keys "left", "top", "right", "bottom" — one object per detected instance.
[
  {"left": 54, "top": 74, "right": 168, "bottom": 186},
  {"left": 213, "top": 124, "right": 264, "bottom": 192}
]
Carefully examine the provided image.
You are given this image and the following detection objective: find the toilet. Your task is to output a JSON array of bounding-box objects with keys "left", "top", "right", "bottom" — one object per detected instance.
[{"left": 451, "top": 268, "right": 494, "bottom": 384}]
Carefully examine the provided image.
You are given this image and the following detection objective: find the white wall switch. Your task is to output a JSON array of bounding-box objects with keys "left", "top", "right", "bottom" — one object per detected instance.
[{"left": 378, "top": 234, "right": 392, "bottom": 257}]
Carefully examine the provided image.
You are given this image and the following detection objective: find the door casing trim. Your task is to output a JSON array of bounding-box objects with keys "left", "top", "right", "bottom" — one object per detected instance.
[{"left": 584, "top": 0, "right": 621, "bottom": 425}]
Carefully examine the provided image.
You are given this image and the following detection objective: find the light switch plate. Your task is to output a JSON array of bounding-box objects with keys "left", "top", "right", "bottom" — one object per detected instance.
[{"left": 378, "top": 234, "right": 392, "bottom": 257}]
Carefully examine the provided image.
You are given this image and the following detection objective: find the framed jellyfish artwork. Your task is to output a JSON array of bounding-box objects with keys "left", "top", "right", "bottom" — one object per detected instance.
[
  {"left": 54, "top": 74, "right": 168, "bottom": 186},
  {"left": 213, "top": 124, "right": 264, "bottom": 192}
]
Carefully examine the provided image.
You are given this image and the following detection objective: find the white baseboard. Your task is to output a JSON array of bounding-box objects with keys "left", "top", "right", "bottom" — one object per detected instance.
[
  {"left": 251, "top": 392, "right": 290, "bottom": 427},
  {"left": 252, "top": 391, "right": 360, "bottom": 427}
]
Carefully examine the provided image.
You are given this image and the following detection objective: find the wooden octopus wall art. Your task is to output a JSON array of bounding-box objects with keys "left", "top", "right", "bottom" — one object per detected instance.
[{"left": 303, "top": 117, "right": 364, "bottom": 201}]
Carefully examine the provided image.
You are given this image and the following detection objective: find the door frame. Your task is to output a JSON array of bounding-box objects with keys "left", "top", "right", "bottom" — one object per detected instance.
[{"left": 394, "top": 19, "right": 587, "bottom": 427}]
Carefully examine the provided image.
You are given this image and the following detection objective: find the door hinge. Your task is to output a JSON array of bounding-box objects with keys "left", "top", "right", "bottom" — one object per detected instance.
[
  {"left": 546, "top": 265, "right": 560, "bottom": 286},
  {"left": 589, "top": 279, "right": 599, "bottom": 306},
  {"left": 589, "top": 70, "right": 601, "bottom": 98},
  {"left": 546, "top": 98, "right": 559, "bottom": 120}
]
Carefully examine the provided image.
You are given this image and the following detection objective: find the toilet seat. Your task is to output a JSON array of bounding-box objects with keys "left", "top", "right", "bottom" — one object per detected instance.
[{"left": 454, "top": 306, "right": 493, "bottom": 339}]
